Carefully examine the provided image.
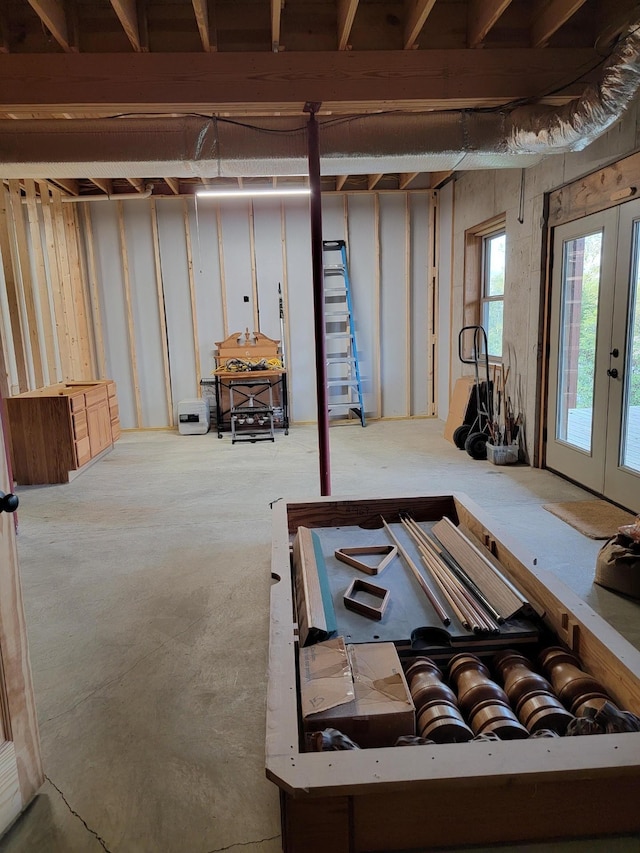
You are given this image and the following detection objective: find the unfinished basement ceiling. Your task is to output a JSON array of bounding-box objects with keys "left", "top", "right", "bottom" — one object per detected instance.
[{"left": 0, "top": 0, "right": 638, "bottom": 196}]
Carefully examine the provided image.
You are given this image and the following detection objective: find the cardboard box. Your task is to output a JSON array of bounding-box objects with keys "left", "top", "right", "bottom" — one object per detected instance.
[{"left": 300, "top": 638, "right": 415, "bottom": 748}]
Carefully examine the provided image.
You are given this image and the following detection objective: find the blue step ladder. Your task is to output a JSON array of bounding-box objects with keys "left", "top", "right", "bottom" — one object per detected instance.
[{"left": 322, "top": 240, "right": 366, "bottom": 427}]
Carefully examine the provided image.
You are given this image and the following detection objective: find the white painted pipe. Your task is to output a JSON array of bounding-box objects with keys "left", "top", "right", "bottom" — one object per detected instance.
[{"left": 20, "top": 183, "right": 154, "bottom": 203}]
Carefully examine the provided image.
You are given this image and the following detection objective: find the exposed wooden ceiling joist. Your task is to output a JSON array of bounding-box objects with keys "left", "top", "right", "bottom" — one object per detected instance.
[
  {"left": 271, "top": 0, "right": 282, "bottom": 52},
  {"left": 89, "top": 178, "right": 113, "bottom": 195},
  {"left": 192, "top": 0, "right": 212, "bottom": 52},
  {"left": 429, "top": 170, "right": 454, "bottom": 188},
  {"left": 367, "top": 174, "right": 383, "bottom": 190},
  {"left": 336, "top": 175, "right": 348, "bottom": 191},
  {"left": 399, "top": 172, "right": 419, "bottom": 190},
  {"left": 337, "top": 0, "right": 360, "bottom": 51},
  {"left": 165, "top": 178, "right": 180, "bottom": 195},
  {"left": 468, "top": 0, "right": 513, "bottom": 48},
  {"left": 109, "top": 0, "right": 143, "bottom": 52},
  {"left": 0, "top": 49, "right": 596, "bottom": 116},
  {"left": 127, "top": 177, "right": 146, "bottom": 192},
  {"left": 531, "top": 0, "right": 589, "bottom": 48},
  {"left": 404, "top": 0, "right": 437, "bottom": 50},
  {"left": 26, "top": 0, "right": 71, "bottom": 52},
  {"left": 48, "top": 178, "right": 79, "bottom": 195}
]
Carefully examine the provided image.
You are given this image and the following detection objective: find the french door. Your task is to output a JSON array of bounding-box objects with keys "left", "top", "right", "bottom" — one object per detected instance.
[{"left": 547, "top": 199, "right": 640, "bottom": 509}]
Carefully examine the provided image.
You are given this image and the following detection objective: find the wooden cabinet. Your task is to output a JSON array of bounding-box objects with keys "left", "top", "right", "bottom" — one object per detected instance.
[{"left": 6, "top": 380, "right": 121, "bottom": 485}]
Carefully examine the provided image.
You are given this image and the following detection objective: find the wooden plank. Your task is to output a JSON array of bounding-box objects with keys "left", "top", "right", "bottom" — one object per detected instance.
[
  {"left": 468, "top": 0, "right": 513, "bottom": 47},
  {"left": 428, "top": 190, "right": 438, "bottom": 417},
  {"left": 270, "top": 0, "right": 282, "bottom": 52},
  {"left": 404, "top": 0, "right": 437, "bottom": 49},
  {"left": 549, "top": 150, "right": 640, "bottom": 227},
  {"left": 0, "top": 411, "right": 44, "bottom": 805},
  {"left": 39, "top": 183, "right": 71, "bottom": 380},
  {"left": 182, "top": 199, "right": 201, "bottom": 387},
  {"left": 335, "top": 175, "right": 348, "bottom": 192},
  {"left": 80, "top": 205, "right": 107, "bottom": 379},
  {"left": 26, "top": 0, "right": 70, "bottom": 51},
  {"left": 72, "top": 205, "right": 98, "bottom": 378},
  {"left": 374, "top": 193, "right": 381, "bottom": 419},
  {"left": 149, "top": 200, "right": 173, "bottom": 426},
  {"left": 0, "top": 49, "right": 597, "bottom": 114},
  {"left": 164, "top": 177, "right": 180, "bottom": 195},
  {"left": 0, "top": 742, "right": 21, "bottom": 831},
  {"left": 367, "top": 174, "right": 383, "bottom": 191},
  {"left": 0, "top": 188, "right": 28, "bottom": 392},
  {"left": 51, "top": 189, "right": 80, "bottom": 379},
  {"left": 63, "top": 203, "right": 91, "bottom": 378},
  {"left": 116, "top": 201, "right": 143, "bottom": 426},
  {"left": 8, "top": 180, "right": 44, "bottom": 388},
  {"left": 399, "top": 172, "right": 419, "bottom": 190},
  {"left": 532, "top": 0, "right": 589, "bottom": 48},
  {"left": 88, "top": 178, "right": 112, "bottom": 195},
  {"left": 109, "top": 0, "right": 141, "bottom": 51},
  {"left": 405, "top": 192, "right": 411, "bottom": 417},
  {"left": 126, "top": 177, "right": 145, "bottom": 193},
  {"left": 50, "top": 178, "right": 79, "bottom": 196},
  {"left": 215, "top": 204, "right": 228, "bottom": 337},
  {"left": 248, "top": 201, "right": 259, "bottom": 332},
  {"left": 429, "top": 169, "right": 454, "bottom": 189},
  {"left": 24, "top": 180, "right": 56, "bottom": 384},
  {"left": 337, "top": 0, "right": 359, "bottom": 50},
  {"left": 0, "top": 311, "right": 10, "bottom": 399},
  {"left": 192, "top": 0, "right": 211, "bottom": 51}
]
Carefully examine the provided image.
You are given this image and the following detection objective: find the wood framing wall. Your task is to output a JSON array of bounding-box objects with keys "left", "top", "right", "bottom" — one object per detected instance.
[
  {"left": 0, "top": 183, "right": 97, "bottom": 395},
  {"left": 0, "top": 188, "right": 433, "bottom": 427},
  {"left": 440, "top": 98, "right": 640, "bottom": 463}
]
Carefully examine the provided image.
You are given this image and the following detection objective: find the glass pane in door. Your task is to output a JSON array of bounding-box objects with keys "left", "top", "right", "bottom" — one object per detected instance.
[
  {"left": 621, "top": 221, "right": 640, "bottom": 472},
  {"left": 556, "top": 231, "right": 603, "bottom": 452}
]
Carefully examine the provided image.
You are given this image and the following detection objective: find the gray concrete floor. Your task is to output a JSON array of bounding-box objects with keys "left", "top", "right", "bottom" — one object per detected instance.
[{"left": 1, "top": 419, "right": 639, "bottom": 853}]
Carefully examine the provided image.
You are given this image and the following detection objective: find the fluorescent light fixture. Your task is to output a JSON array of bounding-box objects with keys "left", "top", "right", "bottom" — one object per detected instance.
[{"left": 196, "top": 187, "right": 311, "bottom": 198}]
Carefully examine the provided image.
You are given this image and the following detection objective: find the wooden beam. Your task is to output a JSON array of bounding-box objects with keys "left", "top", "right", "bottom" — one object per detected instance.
[
  {"left": 49, "top": 178, "right": 79, "bottom": 196},
  {"left": 336, "top": 175, "right": 348, "bottom": 191},
  {"left": 50, "top": 188, "right": 80, "bottom": 379},
  {"left": 126, "top": 177, "right": 145, "bottom": 193},
  {"left": 399, "top": 172, "right": 419, "bottom": 190},
  {"left": 8, "top": 180, "right": 44, "bottom": 388},
  {"left": 367, "top": 174, "right": 383, "bottom": 191},
  {"left": 468, "top": 0, "right": 513, "bottom": 47},
  {"left": 24, "top": 180, "right": 56, "bottom": 384},
  {"left": 271, "top": 0, "right": 282, "bottom": 52},
  {"left": 192, "top": 0, "right": 211, "bottom": 51},
  {"left": 88, "top": 178, "right": 112, "bottom": 195},
  {"left": 165, "top": 177, "right": 180, "bottom": 195},
  {"left": 596, "top": 0, "right": 640, "bottom": 50},
  {"left": 81, "top": 205, "right": 107, "bottom": 379},
  {"left": 532, "top": 0, "right": 589, "bottom": 48},
  {"left": 404, "top": 0, "right": 437, "bottom": 50},
  {"left": 338, "top": 0, "right": 359, "bottom": 50},
  {"left": 116, "top": 200, "right": 143, "bottom": 425},
  {"left": 0, "top": 50, "right": 597, "bottom": 114},
  {"left": 109, "top": 0, "right": 142, "bottom": 52},
  {"left": 39, "top": 182, "right": 71, "bottom": 380},
  {"left": 182, "top": 199, "right": 201, "bottom": 387},
  {"left": 26, "top": 0, "right": 71, "bottom": 52},
  {"left": 429, "top": 169, "right": 454, "bottom": 188},
  {"left": 0, "top": 188, "right": 28, "bottom": 391},
  {"left": 149, "top": 200, "right": 173, "bottom": 425}
]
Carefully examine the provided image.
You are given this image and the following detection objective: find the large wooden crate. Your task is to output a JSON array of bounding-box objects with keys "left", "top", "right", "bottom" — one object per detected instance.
[{"left": 267, "top": 494, "right": 640, "bottom": 852}]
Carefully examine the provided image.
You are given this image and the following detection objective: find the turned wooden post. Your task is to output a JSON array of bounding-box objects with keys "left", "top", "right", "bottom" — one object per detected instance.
[
  {"left": 493, "top": 650, "right": 574, "bottom": 734},
  {"left": 538, "top": 647, "right": 613, "bottom": 716},
  {"left": 449, "top": 653, "right": 529, "bottom": 740},
  {"left": 405, "top": 657, "right": 473, "bottom": 743}
]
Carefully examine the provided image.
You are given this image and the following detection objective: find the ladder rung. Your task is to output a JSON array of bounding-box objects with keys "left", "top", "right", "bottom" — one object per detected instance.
[{"left": 325, "top": 332, "right": 354, "bottom": 339}]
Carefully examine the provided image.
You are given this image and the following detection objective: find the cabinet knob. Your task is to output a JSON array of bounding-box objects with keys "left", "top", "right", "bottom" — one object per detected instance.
[{"left": 0, "top": 491, "right": 19, "bottom": 513}]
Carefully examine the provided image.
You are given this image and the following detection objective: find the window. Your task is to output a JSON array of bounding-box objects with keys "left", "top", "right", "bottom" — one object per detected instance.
[{"left": 481, "top": 231, "right": 505, "bottom": 358}]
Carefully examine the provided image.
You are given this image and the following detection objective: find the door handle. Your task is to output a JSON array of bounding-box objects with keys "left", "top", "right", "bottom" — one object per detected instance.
[
  {"left": 0, "top": 491, "right": 19, "bottom": 513},
  {"left": 607, "top": 368, "right": 619, "bottom": 379}
]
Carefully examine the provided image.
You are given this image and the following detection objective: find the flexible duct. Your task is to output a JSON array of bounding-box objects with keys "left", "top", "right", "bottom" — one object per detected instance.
[{"left": 0, "top": 21, "right": 638, "bottom": 179}]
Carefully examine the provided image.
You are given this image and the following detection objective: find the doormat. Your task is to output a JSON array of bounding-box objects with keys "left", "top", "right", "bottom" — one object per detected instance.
[{"left": 542, "top": 500, "right": 636, "bottom": 540}]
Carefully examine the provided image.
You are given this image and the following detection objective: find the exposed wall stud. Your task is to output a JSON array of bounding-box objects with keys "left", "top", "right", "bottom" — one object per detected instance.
[
  {"left": 116, "top": 200, "right": 143, "bottom": 426},
  {"left": 405, "top": 192, "right": 411, "bottom": 416},
  {"left": 149, "top": 199, "right": 174, "bottom": 425},
  {"left": 279, "top": 200, "right": 293, "bottom": 408},
  {"left": 81, "top": 204, "right": 107, "bottom": 379},
  {"left": 182, "top": 198, "right": 201, "bottom": 387},
  {"left": 51, "top": 188, "right": 80, "bottom": 379},
  {"left": 63, "top": 204, "right": 92, "bottom": 378},
  {"left": 248, "top": 201, "right": 259, "bottom": 331},
  {"left": 39, "top": 182, "right": 71, "bottom": 380},
  {"left": 24, "top": 180, "right": 56, "bottom": 384},
  {"left": 215, "top": 204, "right": 229, "bottom": 337},
  {"left": 428, "top": 190, "right": 438, "bottom": 417},
  {"left": 0, "top": 187, "right": 28, "bottom": 392},
  {"left": 374, "top": 193, "right": 381, "bottom": 419}
]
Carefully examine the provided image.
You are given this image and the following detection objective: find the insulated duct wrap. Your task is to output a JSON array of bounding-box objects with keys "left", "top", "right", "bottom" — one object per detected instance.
[
  {"left": 507, "top": 19, "right": 640, "bottom": 153},
  {"left": 0, "top": 21, "right": 638, "bottom": 179}
]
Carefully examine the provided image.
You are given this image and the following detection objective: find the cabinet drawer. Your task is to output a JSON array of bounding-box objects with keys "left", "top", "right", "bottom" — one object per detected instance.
[
  {"left": 109, "top": 401, "right": 119, "bottom": 421},
  {"left": 111, "top": 421, "right": 121, "bottom": 441},
  {"left": 69, "top": 393, "right": 85, "bottom": 412},
  {"left": 75, "top": 436, "right": 91, "bottom": 467},
  {"left": 72, "top": 411, "right": 88, "bottom": 441},
  {"left": 106, "top": 381, "right": 117, "bottom": 399},
  {"left": 85, "top": 386, "right": 108, "bottom": 408}
]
